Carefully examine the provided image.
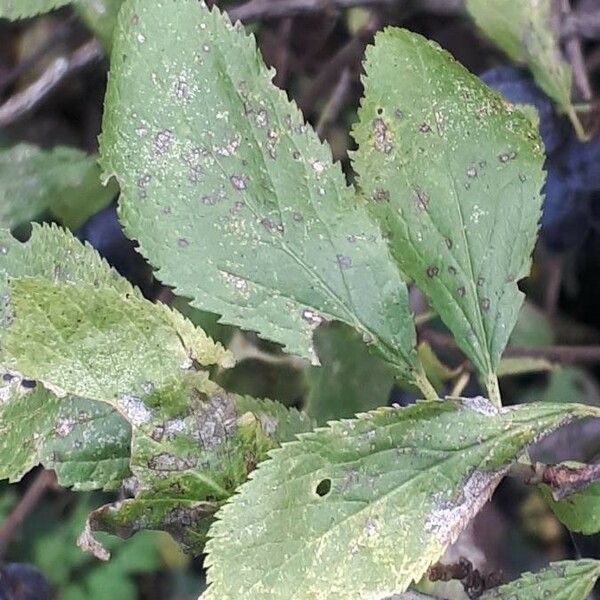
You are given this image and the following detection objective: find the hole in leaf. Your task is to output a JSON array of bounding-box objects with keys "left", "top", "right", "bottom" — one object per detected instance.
[
  {"left": 315, "top": 478, "right": 331, "bottom": 497},
  {"left": 376, "top": 107, "right": 383, "bottom": 115}
]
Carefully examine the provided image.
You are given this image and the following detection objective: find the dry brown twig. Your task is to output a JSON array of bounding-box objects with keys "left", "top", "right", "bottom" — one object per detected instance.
[
  {"left": 0, "top": 469, "right": 56, "bottom": 558},
  {"left": 0, "top": 39, "right": 103, "bottom": 128},
  {"left": 529, "top": 461, "right": 600, "bottom": 501}
]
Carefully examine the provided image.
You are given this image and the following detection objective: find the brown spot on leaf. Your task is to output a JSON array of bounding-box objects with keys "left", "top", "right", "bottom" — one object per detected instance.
[
  {"left": 457, "top": 286, "right": 466, "bottom": 297},
  {"left": 414, "top": 188, "right": 429, "bottom": 212},
  {"left": 372, "top": 117, "right": 393, "bottom": 154},
  {"left": 337, "top": 255, "right": 352, "bottom": 270},
  {"left": 427, "top": 266, "right": 439, "bottom": 278},
  {"left": 230, "top": 174, "right": 247, "bottom": 191},
  {"left": 373, "top": 189, "right": 390, "bottom": 202},
  {"left": 480, "top": 298, "right": 490, "bottom": 311}
]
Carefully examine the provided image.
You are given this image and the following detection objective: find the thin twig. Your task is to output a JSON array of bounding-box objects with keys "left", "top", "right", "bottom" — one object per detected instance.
[
  {"left": 559, "top": 0, "right": 593, "bottom": 101},
  {"left": 420, "top": 328, "right": 600, "bottom": 365},
  {"left": 298, "top": 17, "right": 378, "bottom": 115},
  {"left": 0, "top": 470, "right": 56, "bottom": 558},
  {"left": 316, "top": 67, "right": 352, "bottom": 137},
  {"left": 228, "top": 0, "right": 468, "bottom": 23},
  {"left": 544, "top": 253, "right": 564, "bottom": 319},
  {"left": 0, "top": 39, "right": 103, "bottom": 128},
  {"left": 528, "top": 461, "right": 600, "bottom": 501},
  {"left": 0, "top": 18, "right": 75, "bottom": 97},
  {"left": 229, "top": 0, "right": 395, "bottom": 23}
]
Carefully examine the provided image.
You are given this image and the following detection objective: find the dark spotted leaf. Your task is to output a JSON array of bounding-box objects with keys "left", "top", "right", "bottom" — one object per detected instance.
[
  {"left": 83, "top": 387, "right": 313, "bottom": 558},
  {"left": 99, "top": 0, "right": 435, "bottom": 397},
  {"left": 0, "top": 379, "right": 130, "bottom": 490},
  {"left": 202, "top": 399, "right": 595, "bottom": 599},
  {"left": 352, "top": 29, "right": 544, "bottom": 404}
]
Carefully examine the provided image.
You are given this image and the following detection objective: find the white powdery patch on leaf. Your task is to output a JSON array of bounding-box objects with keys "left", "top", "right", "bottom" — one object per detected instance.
[{"left": 424, "top": 468, "right": 506, "bottom": 547}]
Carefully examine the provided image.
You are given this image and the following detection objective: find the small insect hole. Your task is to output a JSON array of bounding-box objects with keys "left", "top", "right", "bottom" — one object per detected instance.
[{"left": 315, "top": 478, "right": 331, "bottom": 497}]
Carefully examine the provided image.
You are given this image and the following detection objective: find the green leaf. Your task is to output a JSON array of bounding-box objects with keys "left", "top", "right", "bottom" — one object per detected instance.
[
  {"left": 0, "top": 379, "right": 130, "bottom": 490},
  {"left": 202, "top": 399, "right": 592, "bottom": 599},
  {"left": 99, "top": 0, "right": 433, "bottom": 395},
  {"left": 465, "top": 0, "right": 584, "bottom": 138},
  {"left": 305, "top": 322, "right": 395, "bottom": 424},
  {"left": 540, "top": 481, "right": 600, "bottom": 535},
  {"left": 509, "top": 301, "right": 554, "bottom": 348},
  {"left": 480, "top": 559, "right": 600, "bottom": 599},
  {"left": 521, "top": 366, "right": 600, "bottom": 406},
  {"left": 352, "top": 28, "right": 545, "bottom": 402},
  {"left": 0, "top": 0, "right": 70, "bottom": 18},
  {"left": 0, "top": 144, "right": 117, "bottom": 230},
  {"left": 74, "top": 0, "right": 124, "bottom": 52}
]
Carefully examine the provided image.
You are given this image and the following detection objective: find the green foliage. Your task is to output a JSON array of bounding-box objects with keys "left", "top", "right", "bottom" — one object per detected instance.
[
  {"left": 99, "top": 0, "right": 434, "bottom": 396},
  {"left": 0, "top": 144, "right": 116, "bottom": 231},
  {"left": 0, "top": 0, "right": 70, "bottom": 19},
  {"left": 540, "top": 482, "right": 600, "bottom": 535},
  {"left": 202, "top": 400, "right": 593, "bottom": 599},
  {"left": 480, "top": 560, "right": 600, "bottom": 599},
  {"left": 34, "top": 497, "right": 166, "bottom": 600},
  {"left": 465, "top": 0, "right": 584, "bottom": 137},
  {"left": 305, "top": 322, "right": 395, "bottom": 424},
  {"left": 510, "top": 302, "right": 554, "bottom": 347},
  {"left": 352, "top": 28, "right": 544, "bottom": 404}
]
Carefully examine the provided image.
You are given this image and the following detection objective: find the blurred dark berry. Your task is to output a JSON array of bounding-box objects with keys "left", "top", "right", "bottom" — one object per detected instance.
[
  {"left": 77, "top": 203, "right": 154, "bottom": 294},
  {"left": 480, "top": 65, "right": 600, "bottom": 252},
  {"left": 0, "top": 563, "right": 50, "bottom": 600}
]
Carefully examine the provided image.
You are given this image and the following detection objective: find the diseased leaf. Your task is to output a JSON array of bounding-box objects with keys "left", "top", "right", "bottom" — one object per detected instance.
[
  {"left": 0, "top": 378, "right": 130, "bottom": 490},
  {"left": 202, "top": 399, "right": 594, "bottom": 599},
  {"left": 74, "top": 0, "right": 124, "bottom": 52},
  {"left": 481, "top": 559, "right": 600, "bottom": 599},
  {"left": 84, "top": 385, "right": 314, "bottom": 557},
  {"left": 352, "top": 29, "right": 544, "bottom": 402},
  {"left": 99, "top": 0, "right": 434, "bottom": 395},
  {"left": 305, "top": 322, "right": 395, "bottom": 424},
  {"left": 540, "top": 481, "right": 600, "bottom": 535},
  {"left": 465, "top": 0, "right": 583, "bottom": 137},
  {"left": 0, "top": 225, "right": 314, "bottom": 554},
  {"left": 0, "top": 144, "right": 117, "bottom": 230},
  {"left": 0, "top": 0, "right": 70, "bottom": 18}
]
